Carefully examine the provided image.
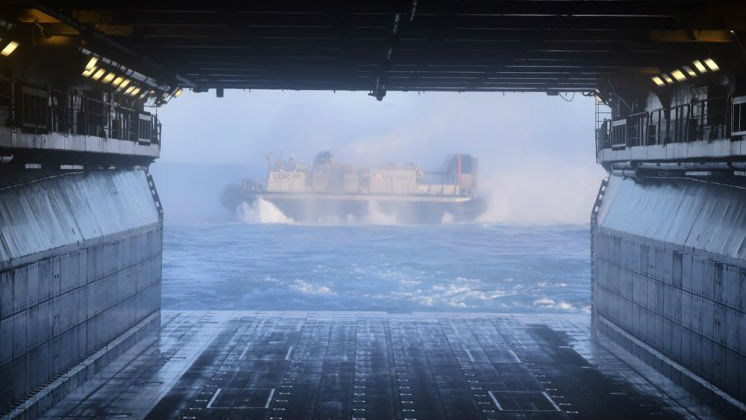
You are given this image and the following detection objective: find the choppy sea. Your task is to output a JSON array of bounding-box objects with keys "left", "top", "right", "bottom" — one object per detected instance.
[{"left": 162, "top": 222, "right": 591, "bottom": 314}]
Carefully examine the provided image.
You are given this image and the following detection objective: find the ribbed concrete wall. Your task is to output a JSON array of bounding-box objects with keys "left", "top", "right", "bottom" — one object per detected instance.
[
  {"left": 0, "top": 169, "right": 162, "bottom": 416},
  {"left": 592, "top": 175, "right": 746, "bottom": 414}
]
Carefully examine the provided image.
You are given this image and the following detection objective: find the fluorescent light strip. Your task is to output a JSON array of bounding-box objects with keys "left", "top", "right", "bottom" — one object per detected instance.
[
  {"left": 682, "top": 66, "right": 696, "bottom": 77},
  {"left": 85, "top": 56, "right": 97, "bottom": 70},
  {"left": 91, "top": 68, "right": 106, "bottom": 80},
  {"left": 671, "top": 69, "right": 686, "bottom": 82},
  {"left": 692, "top": 60, "right": 707, "bottom": 73},
  {"left": 0, "top": 41, "right": 19, "bottom": 56},
  {"left": 651, "top": 76, "right": 665, "bottom": 86}
]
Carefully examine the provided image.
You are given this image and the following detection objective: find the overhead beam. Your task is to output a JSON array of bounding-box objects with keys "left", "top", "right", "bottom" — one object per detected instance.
[{"left": 9, "top": 0, "right": 742, "bottom": 95}]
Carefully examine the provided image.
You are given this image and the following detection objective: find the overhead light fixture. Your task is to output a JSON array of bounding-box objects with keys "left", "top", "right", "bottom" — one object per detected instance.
[
  {"left": 671, "top": 69, "right": 687, "bottom": 82},
  {"left": 91, "top": 68, "right": 106, "bottom": 80},
  {"left": 682, "top": 66, "right": 696, "bottom": 77},
  {"left": 78, "top": 49, "right": 182, "bottom": 102},
  {"left": 654, "top": 58, "right": 721, "bottom": 88},
  {"left": 173, "top": 87, "right": 183, "bottom": 97},
  {"left": 651, "top": 76, "right": 665, "bottom": 86},
  {"left": 692, "top": 60, "right": 707, "bottom": 73},
  {"left": 703, "top": 58, "right": 719, "bottom": 71},
  {"left": 0, "top": 41, "right": 19, "bottom": 56}
]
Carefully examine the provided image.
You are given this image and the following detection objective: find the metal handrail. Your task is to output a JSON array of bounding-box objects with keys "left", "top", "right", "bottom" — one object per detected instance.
[
  {"left": 1, "top": 81, "right": 160, "bottom": 145},
  {"left": 596, "top": 96, "right": 733, "bottom": 153}
]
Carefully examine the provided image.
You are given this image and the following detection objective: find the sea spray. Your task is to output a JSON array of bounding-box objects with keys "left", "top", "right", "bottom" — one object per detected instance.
[
  {"left": 365, "top": 201, "right": 398, "bottom": 225},
  {"left": 238, "top": 198, "right": 293, "bottom": 224}
]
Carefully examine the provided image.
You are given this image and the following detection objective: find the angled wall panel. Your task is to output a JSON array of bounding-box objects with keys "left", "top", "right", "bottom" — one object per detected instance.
[
  {"left": 0, "top": 169, "right": 162, "bottom": 417},
  {"left": 592, "top": 175, "right": 745, "bottom": 416}
]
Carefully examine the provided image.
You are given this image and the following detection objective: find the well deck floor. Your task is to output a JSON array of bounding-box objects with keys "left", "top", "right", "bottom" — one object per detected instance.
[{"left": 42, "top": 311, "right": 696, "bottom": 420}]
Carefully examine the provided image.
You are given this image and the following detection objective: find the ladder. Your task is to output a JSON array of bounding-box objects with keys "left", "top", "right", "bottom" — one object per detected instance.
[
  {"left": 145, "top": 169, "right": 163, "bottom": 223},
  {"left": 590, "top": 176, "right": 609, "bottom": 320},
  {"left": 590, "top": 176, "right": 609, "bottom": 223}
]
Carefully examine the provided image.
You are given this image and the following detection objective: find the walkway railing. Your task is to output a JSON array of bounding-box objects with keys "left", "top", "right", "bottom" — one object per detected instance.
[
  {"left": 596, "top": 96, "right": 738, "bottom": 153},
  {"left": 0, "top": 79, "right": 160, "bottom": 145}
]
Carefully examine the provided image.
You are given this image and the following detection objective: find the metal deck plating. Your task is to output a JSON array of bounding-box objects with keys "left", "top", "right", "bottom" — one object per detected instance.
[{"left": 40, "top": 311, "right": 706, "bottom": 420}]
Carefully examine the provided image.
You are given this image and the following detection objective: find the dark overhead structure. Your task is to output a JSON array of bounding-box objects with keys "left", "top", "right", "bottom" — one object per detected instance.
[
  {"left": 1, "top": 1, "right": 744, "bottom": 98},
  {"left": 0, "top": 2, "right": 745, "bottom": 420}
]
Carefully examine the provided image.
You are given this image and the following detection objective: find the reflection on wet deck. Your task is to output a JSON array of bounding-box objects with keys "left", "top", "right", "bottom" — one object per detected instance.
[{"left": 43, "top": 311, "right": 694, "bottom": 420}]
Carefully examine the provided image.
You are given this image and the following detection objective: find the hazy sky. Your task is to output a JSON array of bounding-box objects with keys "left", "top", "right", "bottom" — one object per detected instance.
[{"left": 153, "top": 90, "right": 606, "bottom": 224}]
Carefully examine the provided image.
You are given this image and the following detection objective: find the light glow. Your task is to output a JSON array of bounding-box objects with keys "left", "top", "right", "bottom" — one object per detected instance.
[
  {"left": 671, "top": 69, "right": 687, "bottom": 82},
  {"left": 693, "top": 60, "right": 707, "bottom": 73},
  {"left": 124, "top": 86, "right": 135, "bottom": 94},
  {"left": 102, "top": 72, "right": 116, "bottom": 84},
  {"left": 173, "top": 87, "right": 183, "bottom": 97},
  {"left": 682, "top": 66, "right": 696, "bottom": 77},
  {"left": 85, "top": 56, "right": 98, "bottom": 70},
  {"left": 662, "top": 74, "right": 674, "bottom": 84},
  {"left": 112, "top": 76, "right": 124, "bottom": 87},
  {"left": 651, "top": 76, "right": 665, "bottom": 86},
  {"left": 118, "top": 79, "right": 130, "bottom": 90},
  {"left": 0, "top": 41, "right": 19, "bottom": 56},
  {"left": 703, "top": 58, "right": 719, "bottom": 71},
  {"left": 130, "top": 87, "right": 141, "bottom": 96},
  {"left": 81, "top": 66, "right": 96, "bottom": 77},
  {"left": 91, "top": 68, "right": 106, "bottom": 80}
]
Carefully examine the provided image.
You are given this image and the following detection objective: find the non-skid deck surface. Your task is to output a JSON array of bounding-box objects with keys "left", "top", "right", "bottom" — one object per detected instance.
[{"left": 43, "top": 311, "right": 693, "bottom": 420}]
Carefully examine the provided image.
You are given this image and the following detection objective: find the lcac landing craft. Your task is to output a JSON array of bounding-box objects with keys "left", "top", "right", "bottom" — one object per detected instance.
[{"left": 222, "top": 152, "right": 486, "bottom": 224}]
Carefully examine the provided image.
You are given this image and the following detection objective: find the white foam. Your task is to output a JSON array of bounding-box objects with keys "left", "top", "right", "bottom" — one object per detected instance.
[
  {"left": 533, "top": 297, "right": 577, "bottom": 312},
  {"left": 365, "top": 201, "right": 398, "bottom": 225},
  {"left": 238, "top": 198, "right": 293, "bottom": 224},
  {"left": 292, "top": 279, "right": 336, "bottom": 296}
]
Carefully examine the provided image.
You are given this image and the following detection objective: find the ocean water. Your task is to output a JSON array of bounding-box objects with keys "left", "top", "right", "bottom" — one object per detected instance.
[{"left": 162, "top": 222, "right": 591, "bottom": 313}]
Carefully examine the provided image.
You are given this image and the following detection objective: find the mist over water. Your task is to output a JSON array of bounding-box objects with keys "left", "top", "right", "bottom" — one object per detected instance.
[
  {"left": 162, "top": 222, "right": 591, "bottom": 313},
  {"left": 150, "top": 157, "right": 604, "bottom": 227},
  {"left": 236, "top": 198, "right": 435, "bottom": 225},
  {"left": 365, "top": 201, "right": 399, "bottom": 225},
  {"left": 156, "top": 91, "right": 605, "bottom": 226},
  {"left": 476, "top": 159, "right": 604, "bottom": 224},
  {"left": 153, "top": 92, "right": 601, "bottom": 316},
  {"left": 238, "top": 199, "right": 293, "bottom": 224}
]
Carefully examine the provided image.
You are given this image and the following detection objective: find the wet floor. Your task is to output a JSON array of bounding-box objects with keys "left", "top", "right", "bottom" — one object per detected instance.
[{"left": 42, "top": 311, "right": 693, "bottom": 420}]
